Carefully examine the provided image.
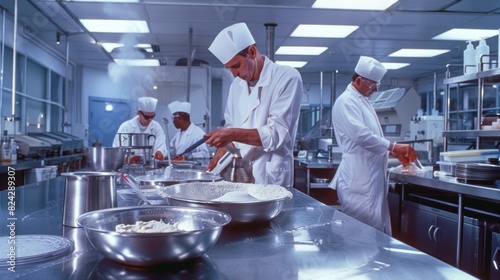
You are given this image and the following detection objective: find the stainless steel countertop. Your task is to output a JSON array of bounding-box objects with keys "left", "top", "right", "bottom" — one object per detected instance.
[
  {"left": 0, "top": 177, "right": 477, "bottom": 279},
  {"left": 389, "top": 171, "right": 500, "bottom": 202}
]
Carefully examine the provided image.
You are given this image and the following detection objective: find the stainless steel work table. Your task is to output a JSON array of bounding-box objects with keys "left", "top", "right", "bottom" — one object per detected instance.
[
  {"left": 295, "top": 158, "right": 339, "bottom": 195},
  {"left": 389, "top": 171, "right": 500, "bottom": 270},
  {"left": 0, "top": 176, "right": 476, "bottom": 279}
]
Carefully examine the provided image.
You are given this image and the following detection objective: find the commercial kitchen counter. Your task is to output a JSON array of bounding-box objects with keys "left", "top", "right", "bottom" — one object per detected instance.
[
  {"left": 389, "top": 171, "right": 500, "bottom": 202},
  {"left": 0, "top": 177, "right": 477, "bottom": 279},
  {"left": 389, "top": 170, "right": 500, "bottom": 273}
]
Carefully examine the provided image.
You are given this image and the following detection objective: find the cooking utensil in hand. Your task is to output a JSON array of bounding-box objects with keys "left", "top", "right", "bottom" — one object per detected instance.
[
  {"left": 121, "top": 173, "right": 151, "bottom": 205},
  {"left": 173, "top": 136, "right": 209, "bottom": 159}
]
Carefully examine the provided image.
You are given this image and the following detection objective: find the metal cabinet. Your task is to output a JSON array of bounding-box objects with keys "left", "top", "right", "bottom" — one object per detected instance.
[
  {"left": 492, "top": 231, "right": 500, "bottom": 279},
  {"left": 401, "top": 202, "right": 458, "bottom": 265},
  {"left": 400, "top": 197, "right": 488, "bottom": 278}
]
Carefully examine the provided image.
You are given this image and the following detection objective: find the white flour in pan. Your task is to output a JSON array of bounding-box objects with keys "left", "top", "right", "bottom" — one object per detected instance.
[
  {"left": 115, "top": 220, "right": 183, "bottom": 233},
  {"left": 208, "top": 181, "right": 293, "bottom": 202}
]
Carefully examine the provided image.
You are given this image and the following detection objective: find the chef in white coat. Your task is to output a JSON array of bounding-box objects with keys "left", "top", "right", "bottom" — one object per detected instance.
[
  {"left": 205, "top": 22, "right": 302, "bottom": 189},
  {"left": 329, "top": 56, "right": 417, "bottom": 235},
  {"left": 112, "top": 96, "right": 167, "bottom": 163},
  {"left": 168, "top": 101, "right": 210, "bottom": 160}
]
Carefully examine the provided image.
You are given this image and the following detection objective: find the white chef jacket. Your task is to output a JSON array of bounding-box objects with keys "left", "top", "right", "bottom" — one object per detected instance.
[
  {"left": 170, "top": 123, "right": 210, "bottom": 159},
  {"left": 329, "top": 84, "right": 392, "bottom": 235},
  {"left": 112, "top": 116, "right": 167, "bottom": 159},
  {"left": 224, "top": 56, "right": 303, "bottom": 189}
]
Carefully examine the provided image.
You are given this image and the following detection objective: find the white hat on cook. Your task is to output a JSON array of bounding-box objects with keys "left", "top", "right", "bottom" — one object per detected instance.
[
  {"left": 208, "top": 22, "right": 256, "bottom": 64},
  {"left": 354, "top": 56, "right": 387, "bottom": 83},
  {"left": 138, "top": 97, "right": 158, "bottom": 112},
  {"left": 168, "top": 101, "right": 191, "bottom": 114}
]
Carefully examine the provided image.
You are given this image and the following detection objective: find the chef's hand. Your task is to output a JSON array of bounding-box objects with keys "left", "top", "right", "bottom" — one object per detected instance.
[
  {"left": 391, "top": 143, "right": 417, "bottom": 167},
  {"left": 205, "top": 147, "right": 228, "bottom": 172},
  {"left": 128, "top": 155, "right": 142, "bottom": 164},
  {"left": 154, "top": 151, "right": 164, "bottom": 160},
  {"left": 172, "top": 155, "right": 185, "bottom": 162},
  {"left": 204, "top": 128, "right": 234, "bottom": 148}
]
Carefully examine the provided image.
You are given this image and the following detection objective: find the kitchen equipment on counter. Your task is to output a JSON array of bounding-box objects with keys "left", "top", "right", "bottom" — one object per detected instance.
[
  {"left": 62, "top": 171, "right": 120, "bottom": 227},
  {"left": 135, "top": 169, "right": 222, "bottom": 188},
  {"left": 440, "top": 149, "right": 500, "bottom": 162},
  {"left": 28, "top": 132, "right": 74, "bottom": 155},
  {"left": 86, "top": 146, "right": 125, "bottom": 171},
  {"left": 455, "top": 162, "right": 500, "bottom": 184},
  {"left": 156, "top": 181, "right": 292, "bottom": 223},
  {"left": 210, "top": 145, "right": 253, "bottom": 183},
  {"left": 117, "top": 133, "right": 155, "bottom": 148},
  {"left": 370, "top": 87, "right": 420, "bottom": 142},
  {"left": 50, "top": 132, "right": 85, "bottom": 154},
  {"left": 12, "top": 134, "right": 52, "bottom": 159},
  {"left": 28, "top": 133, "right": 64, "bottom": 157},
  {"left": 76, "top": 206, "right": 231, "bottom": 266}
]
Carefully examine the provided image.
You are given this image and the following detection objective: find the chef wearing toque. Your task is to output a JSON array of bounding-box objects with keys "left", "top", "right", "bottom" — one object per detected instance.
[
  {"left": 204, "top": 22, "right": 303, "bottom": 189},
  {"left": 329, "top": 56, "right": 417, "bottom": 235},
  {"left": 112, "top": 96, "right": 167, "bottom": 163},
  {"left": 168, "top": 101, "right": 210, "bottom": 160}
]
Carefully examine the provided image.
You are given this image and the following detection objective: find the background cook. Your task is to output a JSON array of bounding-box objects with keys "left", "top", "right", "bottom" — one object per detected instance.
[
  {"left": 329, "top": 56, "right": 417, "bottom": 235},
  {"left": 168, "top": 101, "right": 210, "bottom": 160},
  {"left": 112, "top": 96, "right": 167, "bottom": 163},
  {"left": 204, "top": 22, "right": 303, "bottom": 189}
]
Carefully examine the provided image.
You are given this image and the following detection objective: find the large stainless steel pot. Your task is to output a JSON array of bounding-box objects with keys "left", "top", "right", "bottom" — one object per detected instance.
[
  {"left": 62, "top": 171, "right": 120, "bottom": 227},
  {"left": 86, "top": 147, "right": 125, "bottom": 171},
  {"left": 117, "top": 133, "right": 155, "bottom": 147}
]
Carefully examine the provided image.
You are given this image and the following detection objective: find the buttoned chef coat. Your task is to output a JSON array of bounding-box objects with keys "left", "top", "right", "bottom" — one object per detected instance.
[
  {"left": 329, "top": 84, "right": 392, "bottom": 235},
  {"left": 224, "top": 57, "right": 302, "bottom": 189}
]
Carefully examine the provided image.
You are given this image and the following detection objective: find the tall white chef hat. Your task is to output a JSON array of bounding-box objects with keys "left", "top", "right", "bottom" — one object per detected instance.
[
  {"left": 138, "top": 97, "right": 158, "bottom": 112},
  {"left": 208, "top": 22, "right": 256, "bottom": 64},
  {"left": 168, "top": 101, "right": 191, "bottom": 114},
  {"left": 354, "top": 56, "right": 387, "bottom": 83}
]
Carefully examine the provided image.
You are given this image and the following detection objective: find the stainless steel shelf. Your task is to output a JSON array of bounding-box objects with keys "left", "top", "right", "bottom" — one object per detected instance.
[
  {"left": 443, "top": 130, "right": 500, "bottom": 137},
  {"left": 444, "top": 68, "right": 500, "bottom": 84}
]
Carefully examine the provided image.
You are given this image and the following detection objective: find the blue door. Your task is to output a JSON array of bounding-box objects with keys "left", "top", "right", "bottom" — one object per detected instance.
[{"left": 88, "top": 96, "right": 131, "bottom": 146}]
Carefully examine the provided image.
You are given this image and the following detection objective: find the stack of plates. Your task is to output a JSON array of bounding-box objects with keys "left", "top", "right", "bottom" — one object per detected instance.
[
  {"left": 0, "top": 235, "right": 74, "bottom": 267},
  {"left": 455, "top": 163, "right": 500, "bottom": 184}
]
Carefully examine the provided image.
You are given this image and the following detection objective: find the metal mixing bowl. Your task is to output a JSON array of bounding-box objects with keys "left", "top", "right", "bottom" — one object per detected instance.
[
  {"left": 77, "top": 206, "right": 231, "bottom": 266},
  {"left": 87, "top": 147, "right": 125, "bottom": 171},
  {"left": 156, "top": 182, "right": 292, "bottom": 223},
  {"left": 135, "top": 170, "right": 222, "bottom": 187}
]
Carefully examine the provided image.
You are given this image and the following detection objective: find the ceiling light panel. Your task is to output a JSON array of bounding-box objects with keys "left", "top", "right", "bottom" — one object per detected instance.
[
  {"left": 432, "top": 28, "right": 498, "bottom": 41},
  {"left": 291, "top": 24, "right": 359, "bottom": 38},
  {"left": 80, "top": 19, "right": 149, "bottom": 33},
  {"left": 388, "top": 49, "right": 450, "bottom": 57},
  {"left": 276, "top": 61, "right": 308, "bottom": 68},
  {"left": 276, "top": 46, "right": 328, "bottom": 55},
  {"left": 312, "top": 0, "right": 398, "bottom": 10},
  {"left": 381, "top": 62, "right": 410, "bottom": 70}
]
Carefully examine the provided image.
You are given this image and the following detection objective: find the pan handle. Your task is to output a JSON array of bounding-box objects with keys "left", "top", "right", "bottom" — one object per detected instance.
[{"left": 177, "top": 136, "right": 209, "bottom": 156}]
